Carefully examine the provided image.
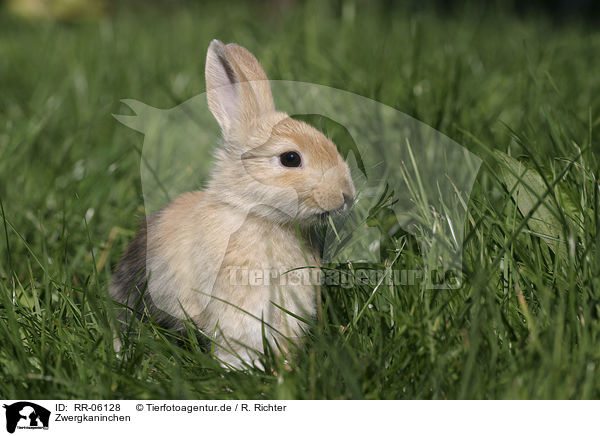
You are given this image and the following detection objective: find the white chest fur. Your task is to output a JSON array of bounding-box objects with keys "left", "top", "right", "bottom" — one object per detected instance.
[{"left": 145, "top": 192, "right": 320, "bottom": 367}]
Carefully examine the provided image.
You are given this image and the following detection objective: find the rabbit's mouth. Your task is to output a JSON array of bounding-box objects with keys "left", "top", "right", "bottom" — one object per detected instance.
[
  {"left": 317, "top": 211, "right": 331, "bottom": 222},
  {"left": 316, "top": 205, "right": 351, "bottom": 223}
]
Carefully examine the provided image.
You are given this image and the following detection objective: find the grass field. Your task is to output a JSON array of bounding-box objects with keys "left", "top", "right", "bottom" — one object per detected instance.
[{"left": 1, "top": 1, "right": 600, "bottom": 399}]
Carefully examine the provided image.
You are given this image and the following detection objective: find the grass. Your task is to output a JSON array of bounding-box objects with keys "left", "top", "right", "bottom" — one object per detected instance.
[{"left": 1, "top": 0, "right": 600, "bottom": 399}]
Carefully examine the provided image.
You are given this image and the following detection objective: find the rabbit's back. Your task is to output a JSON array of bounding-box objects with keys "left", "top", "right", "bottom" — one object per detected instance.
[{"left": 109, "top": 191, "right": 217, "bottom": 327}]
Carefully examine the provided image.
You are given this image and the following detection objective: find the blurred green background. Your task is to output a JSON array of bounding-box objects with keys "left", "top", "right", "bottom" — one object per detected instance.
[{"left": 1, "top": 0, "right": 600, "bottom": 399}]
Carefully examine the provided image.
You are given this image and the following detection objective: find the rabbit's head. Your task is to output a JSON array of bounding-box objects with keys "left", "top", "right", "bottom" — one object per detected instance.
[{"left": 205, "top": 40, "right": 355, "bottom": 224}]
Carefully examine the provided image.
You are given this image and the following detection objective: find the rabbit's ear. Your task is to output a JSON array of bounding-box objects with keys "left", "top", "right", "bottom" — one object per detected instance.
[{"left": 205, "top": 40, "right": 275, "bottom": 133}]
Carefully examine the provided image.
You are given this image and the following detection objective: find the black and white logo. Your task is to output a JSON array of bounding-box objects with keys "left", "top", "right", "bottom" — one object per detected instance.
[{"left": 2, "top": 402, "right": 50, "bottom": 434}]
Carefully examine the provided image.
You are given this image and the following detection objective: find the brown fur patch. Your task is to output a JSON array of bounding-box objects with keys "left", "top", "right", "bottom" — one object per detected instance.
[{"left": 271, "top": 117, "right": 341, "bottom": 170}]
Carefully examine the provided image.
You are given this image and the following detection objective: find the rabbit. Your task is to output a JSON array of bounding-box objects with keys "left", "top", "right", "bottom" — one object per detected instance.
[{"left": 109, "top": 39, "right": 355, "bottom": 369}]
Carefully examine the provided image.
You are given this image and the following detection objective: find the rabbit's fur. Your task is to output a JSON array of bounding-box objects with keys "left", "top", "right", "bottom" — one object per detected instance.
[{"left": 110, "top": 40, "right": 355, "bottom": 369}]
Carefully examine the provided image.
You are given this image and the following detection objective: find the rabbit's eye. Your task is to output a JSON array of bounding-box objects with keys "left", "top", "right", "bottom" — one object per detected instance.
[{"left": 280, "top": 151, "right": 302, "bottom": 168}]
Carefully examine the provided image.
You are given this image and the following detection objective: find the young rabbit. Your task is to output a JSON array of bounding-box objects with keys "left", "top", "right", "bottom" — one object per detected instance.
[{"left": 110, "top": 40, "right": 355, "bottom": 369}]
